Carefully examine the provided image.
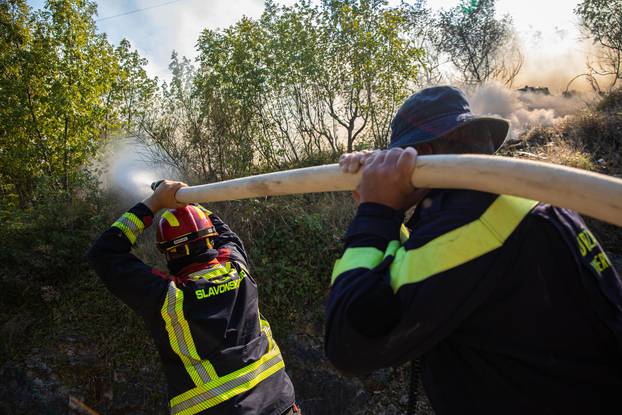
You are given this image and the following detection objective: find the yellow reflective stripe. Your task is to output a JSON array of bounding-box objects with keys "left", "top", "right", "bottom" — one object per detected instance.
[
  {"left": 195, "top": 207, "right": 207, "bottom": 221},
  {"left": 331, "top": 225, "right": 409, "bottom": 285},
  {"left": 162, "top": 210, "right": 180, "bottom": 226},
  {"left": 112, "top": 221, "right": 136, "bottom": 244},
  {"left": 170, "top": 346, "right": 284, "bottom": 414},
  {"left": 236, "top": 261, "right": 249, "bottom": 277},
  {"left": 384, "top": 240, "right": 401, "bottom": 259},
  {"left": 259, "top": 313, "right": 273, "bottom": 350},
  {"left": 196, "top": 204, "right": 212, "bottom": 216},
  {"left": 481, "top": 196, "right": 536, "bottom": 240},
  {"left": 111, "top": 212, "right": 144, "bottom": 244},
  {"left": 399, "top": 224, "right": 410, "bottom": 244},
  {"left": 161, "top": 283, "right": 218, "bottom": 385},
  {"left": 174, "top": 359, "right": 284, "bottom": 415},
  {"left": 124, "top": 212, "right": 145, "bottom": 232},
  {"left": 390, "top": 196, "right": 537, "bottom": 292},
  {"left": 331, "top": 247, "right": 384, "bottom": 285},
  {"left": 188, "top": 263, "right": 232, "bottom": 281}
]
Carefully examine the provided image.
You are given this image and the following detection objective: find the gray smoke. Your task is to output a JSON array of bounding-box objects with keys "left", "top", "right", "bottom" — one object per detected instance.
[{"left": 469, "top": 82, "right": 594, "bottom": 137}]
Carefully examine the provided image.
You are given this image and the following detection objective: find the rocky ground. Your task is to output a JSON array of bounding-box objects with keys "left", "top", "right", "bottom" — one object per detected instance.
[
  {"left": 0, "top": 331, "right": 424, "bottom": 415},
  {"left": 3, "top": 251, "right": 619, "bottom": 414}
]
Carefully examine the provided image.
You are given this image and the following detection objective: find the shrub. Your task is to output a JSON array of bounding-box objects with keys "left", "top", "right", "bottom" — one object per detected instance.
[
  {"left": 208, "top": 192, "right": 356, "bottom": 336},
  {"left": 596, "top": 88, "right": 622, "bottom": 113}
]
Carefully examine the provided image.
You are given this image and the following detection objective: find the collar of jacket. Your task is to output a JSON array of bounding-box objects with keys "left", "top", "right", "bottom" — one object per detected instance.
[
  {"left": 408, "top": 188, "right": 497, "bottom": 227},
  {"left": 168, "top": 248, "right": 219, "bottom": 277},
  {"left": 409, "top": 189, "right": 448, "bottom": 222}
]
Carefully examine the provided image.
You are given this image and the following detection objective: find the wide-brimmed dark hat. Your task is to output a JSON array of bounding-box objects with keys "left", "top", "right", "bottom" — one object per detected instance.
[{"left": 389, "top": 85, "right": 510, "bottom": 151}]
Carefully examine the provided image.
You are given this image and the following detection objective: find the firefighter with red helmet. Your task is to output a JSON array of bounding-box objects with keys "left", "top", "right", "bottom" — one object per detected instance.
[{"left": 87, "top": 180, "right": 298, "bottom": 415}]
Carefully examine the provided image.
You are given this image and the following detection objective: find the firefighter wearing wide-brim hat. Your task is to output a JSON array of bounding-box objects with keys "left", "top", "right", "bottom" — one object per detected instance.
[
  {"left": 88, "top": 181, "right": 299, "bottom": 415},
  {"left": 325, "top": 86, "right": 622, "bottom": 413}
]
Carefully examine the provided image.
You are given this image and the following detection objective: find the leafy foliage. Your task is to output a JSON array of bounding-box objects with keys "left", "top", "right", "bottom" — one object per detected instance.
[
  {"left": 0, "top": 0, "right": 154, "bottom": 205},
  {"left": 575, "top": 0, "right": 622, "bottom": 89},
  {"left": 113, "top": 39, "right": 158, "bottom": 134},
  {"left": 139, "top": 0, "right": 426, "bottom": 182},
  {"left": 0, "top": 0, "right": 117, "bottom": 201},
  {"left": 437, "top": 0, "right": 522, "bottom": 86}
]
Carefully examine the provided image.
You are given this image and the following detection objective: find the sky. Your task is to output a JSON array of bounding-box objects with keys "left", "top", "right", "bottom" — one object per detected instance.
[{"left": 26, "top": 0, "right": 590, "bottom": 91}]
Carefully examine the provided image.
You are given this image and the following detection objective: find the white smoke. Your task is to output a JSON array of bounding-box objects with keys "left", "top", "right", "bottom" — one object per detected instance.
[
  {"left": 469, "top": 82, "right": 595, "bottom": 137},
  {"left": 99, "top": 137, "right": 178, "bottom": 199}
]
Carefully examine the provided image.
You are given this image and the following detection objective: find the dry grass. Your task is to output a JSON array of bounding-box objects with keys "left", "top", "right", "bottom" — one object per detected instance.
[
  {"left": 564, "top": 111, "right": 622, "bottom": 177},
  {"left": 502, "top": 88, "right": 621, "bottom": 178},
  {"left": 597, "top": 88, "right": 622, "bottom": 113},
  {"left": 504, "top": 127, "right": 595, "bottom": 171}
]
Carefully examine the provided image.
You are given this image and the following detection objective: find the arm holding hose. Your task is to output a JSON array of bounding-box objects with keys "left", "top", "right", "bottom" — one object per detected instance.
[
  {"left": 325, "top": 149, "right": 502, "bottom": 373},
  {"left": 87, "top": 181, "right": 186, "bottom": 314},
  {"left": 151, "top": 179, "right": 250, "bottom": 269}
]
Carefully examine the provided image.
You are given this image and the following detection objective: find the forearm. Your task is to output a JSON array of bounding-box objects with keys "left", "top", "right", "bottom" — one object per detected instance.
[
  {"left": 88, "top": 203, "right": 153, "bottom": 260},
  {"left": 325, "top": 267, "right": 403, "bottom": 374},
  {"left": 87, "top": 203, "right": 166, "bottom": 313},
  {"left": 325, "top": 203, "right": 405, "bottom": 373}
]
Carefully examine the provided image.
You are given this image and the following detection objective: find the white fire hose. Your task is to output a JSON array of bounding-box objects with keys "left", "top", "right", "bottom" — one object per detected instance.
[{"left": 171, "top": 155, "right": 622, "bottom": 227}]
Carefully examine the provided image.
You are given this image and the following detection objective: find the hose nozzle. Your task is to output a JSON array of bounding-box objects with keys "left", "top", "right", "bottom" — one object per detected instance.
[{"left": 150, "top": 179, "right": 164, "bottom": 191}]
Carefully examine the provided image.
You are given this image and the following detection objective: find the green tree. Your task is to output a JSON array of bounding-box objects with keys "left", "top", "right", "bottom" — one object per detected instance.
[
  {"left": 316, "top": 0, "right": 423, "bottom": 150},
  {"left": 437, "top": 0, "right": 522, "bottom": 86},
  {"left": 113, "top": 38, "right": 157, "bottom": 134},
  {"left": 142, "top": 0, "right": 425, "bottom": 180},
  {"left": 257, "top": 0, "right": 329, "bottom": 165},
  {"left": 402, "top": 0, "right": 443, "bottom": 86},
  {"left": 0, "top": 0, "right": 35, "bottom": 204},
  {"left": 575, "top": 0, "right": 622, "bottom": 90},
  {"left": 0, "top": 0, "right": 120, "bottom": 204},
  {"left": 195, "top": 18, "right": 265, "bottom": 178},
  {"left": 141, "top": 53, "right": 215, "bottom": 181}
]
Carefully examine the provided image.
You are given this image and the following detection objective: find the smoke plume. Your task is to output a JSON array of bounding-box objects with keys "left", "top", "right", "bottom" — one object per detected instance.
[
  {"left": 465, "top": 28, "right": 608, "bottom": 137},
  {"left": 469, "top": 82, "right": 594, "bottom": 137}
]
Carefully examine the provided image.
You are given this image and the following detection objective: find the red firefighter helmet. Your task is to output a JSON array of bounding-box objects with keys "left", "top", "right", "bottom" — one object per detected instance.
[{"left": 156, "top": 204, "right": 218, "bottom": 261}]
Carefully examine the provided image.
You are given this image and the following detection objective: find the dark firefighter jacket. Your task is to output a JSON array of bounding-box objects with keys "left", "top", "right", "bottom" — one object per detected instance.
[
  {"left": 87, "top": 202, "right": 295, "bottom": 415},
  {"left": 326, "top": 189, "right": 622, "bottom": 414}
]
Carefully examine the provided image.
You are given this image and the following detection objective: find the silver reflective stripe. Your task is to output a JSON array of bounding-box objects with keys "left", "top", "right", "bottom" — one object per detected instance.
[
  {"left": 112, "top": 212, "right": 145, "bottom": 244},
  {"left": 170, "top": 353, "right": 284, "bottom": 415},
  {"left": 188, "top": 264, "right": 232, "bottom": 281},
  {"left": 165, "top": 284, "right": 213, "bottom": 383},
  {"left": 117, "top": 213, "right": 143, "bottom": 234}
]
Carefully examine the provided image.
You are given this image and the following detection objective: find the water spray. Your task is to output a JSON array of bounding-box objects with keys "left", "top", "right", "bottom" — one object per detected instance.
[{"left": 99, "top": 137, "right": 176, "bottom": 198}]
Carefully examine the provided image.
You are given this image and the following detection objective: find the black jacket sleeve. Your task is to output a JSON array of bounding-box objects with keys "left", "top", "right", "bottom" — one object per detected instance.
[
  {"left": 87, "top": 202, "right": 169, "bottom": 315},
  {"left": 324, "top": 203, "right": 406, "bottom": 374},
  {"left": 206, "top": 209, "right": 250, "bottom": 270},
  {"left": 324, "top": 195, "right": 515, "bottom": 375}
]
